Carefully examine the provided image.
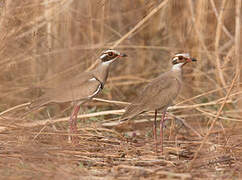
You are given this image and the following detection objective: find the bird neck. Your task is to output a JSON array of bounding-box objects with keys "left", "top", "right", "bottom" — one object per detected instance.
[
  {"left": 171, "top": 63, "right": 184, "bottom": 71},
  {"left": 93, "top": 61, "right": 112, "bottom": 84},
  {"left": 171, "top": 63, "right": 183, "bottom": 82}
]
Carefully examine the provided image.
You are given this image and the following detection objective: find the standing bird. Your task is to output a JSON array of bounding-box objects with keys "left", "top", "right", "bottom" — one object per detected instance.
[
  {"left": 120, "top": 53, "right": 196, "bottom": 153},
  {"left": 29, "top": 49, "right": 127, "bottom": 137}
]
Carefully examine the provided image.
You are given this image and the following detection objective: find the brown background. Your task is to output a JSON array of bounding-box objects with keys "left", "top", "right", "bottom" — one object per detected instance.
[{"left": 0, "top": 0, "right": 241, "bottom": 179}]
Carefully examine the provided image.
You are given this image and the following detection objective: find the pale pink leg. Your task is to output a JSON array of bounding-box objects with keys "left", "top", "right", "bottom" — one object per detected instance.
[
  {"left": 160, "top": 110, "right": 167, "bottom": 154},
  {"left": 153, "top": 110, "right": 158, "bottom": 153},
  {"left": 69, "top": 104, "right": 80, "bottom": 141}
]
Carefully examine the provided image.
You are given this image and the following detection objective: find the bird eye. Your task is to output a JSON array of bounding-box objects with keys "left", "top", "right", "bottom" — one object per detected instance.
[
  {"left": 178, "top": 56, "right": 183, "bottom": 60},
  {"left": 108, "top": 52, "right": 114, "bottom": 56}
]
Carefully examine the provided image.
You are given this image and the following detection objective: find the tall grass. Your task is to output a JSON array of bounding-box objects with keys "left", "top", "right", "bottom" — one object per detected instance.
[
  {"left": 0, "top": 0, "right": 240, "bottom": 125},
  {"left": 0, "top": 1, "right": 241, "bottom": 178}
]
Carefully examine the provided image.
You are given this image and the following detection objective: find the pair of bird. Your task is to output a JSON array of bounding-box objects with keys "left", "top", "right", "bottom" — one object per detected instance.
[{"left": 30, "top": 49, "right": 196, "bottom": 153}]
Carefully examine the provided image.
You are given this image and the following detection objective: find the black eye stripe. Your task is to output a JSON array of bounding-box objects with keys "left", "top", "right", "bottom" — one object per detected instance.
[
  {"left": 172, "top": 60, "right": 178, "bottom": 64},
  {"left": 100, "top": 52, "right": 118, "bottom": 62}
]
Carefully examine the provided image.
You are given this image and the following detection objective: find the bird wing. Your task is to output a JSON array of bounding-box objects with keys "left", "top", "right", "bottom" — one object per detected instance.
[
  {"left": 48, "top": 72, "right": 103, "bottom": 103},
  {"left": 121, "top": 71, "right": 181, "bottom": 120},
  {"left": 29, "top": 71, "right": 103, "bottom": 108}
]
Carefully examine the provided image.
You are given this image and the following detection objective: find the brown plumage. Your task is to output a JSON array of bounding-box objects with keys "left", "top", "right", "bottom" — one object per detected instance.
[
  {"left": 121, "top": 53, "right": 196, "bottom": 154},
  {"left": 121, "top": 71, "right": 181, "bottom": 120},
  {"left": 29, "top": 49, "right": 127, "bottom": 140},
  {"left": 30, "top": 66, "right": 108, "bottom": 109}
]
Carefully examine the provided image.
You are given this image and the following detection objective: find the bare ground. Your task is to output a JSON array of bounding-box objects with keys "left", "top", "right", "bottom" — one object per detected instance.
[
  {"left": 1, "top": 115, "right": 241, "bottom": 180},
  {"left": 0, "top": 0, "right": 241, "bottom": 179}
]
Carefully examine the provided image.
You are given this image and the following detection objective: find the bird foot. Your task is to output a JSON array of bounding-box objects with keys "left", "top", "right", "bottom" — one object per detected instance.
[
  {"left": 163, "top": 113, "right": 169, "bottom": 121},
  {"left": 68, "top": 117, "right": 79, "bottom": 144},
  {"left": 68, "top": 130, "right": 79, "bottom": 145},
  {"left": 68, "top": 104, "right": 80, "bottom": 144}
]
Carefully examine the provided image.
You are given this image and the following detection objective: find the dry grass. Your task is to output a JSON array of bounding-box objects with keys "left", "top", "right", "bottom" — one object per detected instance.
[{"left": 0, "top": 0, "right": 241, "bottom": 179}]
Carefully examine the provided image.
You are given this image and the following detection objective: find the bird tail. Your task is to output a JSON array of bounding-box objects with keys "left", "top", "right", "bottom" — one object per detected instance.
[
  {"left": 120, "top": 104, "right": 145, "bottom": 122},
  {"left": 19, "top": 96, "right": 51, "bottom": 118},
  {"left": 28, "top": 96, "right": 51, "bottom": 110}
]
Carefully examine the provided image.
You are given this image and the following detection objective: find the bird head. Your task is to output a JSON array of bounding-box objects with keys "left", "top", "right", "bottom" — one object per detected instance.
[
  {"left": 100, "top": 49, "right": 127, "bottom": 65},
  {"left": 171, "top": 53, "right": 196, "bottom": 69}
]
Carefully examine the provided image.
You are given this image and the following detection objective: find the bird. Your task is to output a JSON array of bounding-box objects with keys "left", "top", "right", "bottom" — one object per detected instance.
[
  {"left": 120, "top": 53, "right": 196, "bottom": 154},
  {"left": 29, "top": 49, "right": 127, "bottom": 139}
]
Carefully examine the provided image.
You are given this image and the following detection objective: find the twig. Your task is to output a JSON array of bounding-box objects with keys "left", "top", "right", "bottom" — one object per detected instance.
[
  {"left": 0, "top": 102, "right": 30, "bottom": 116},
  {"left": 168, "top": 114, "right": 202, "bottom": 138},
  {"left": 209, "top": 0, "right": 234, "bottom": 40},
  {"left": 214, "top": 0, "right": 228, "bottom": 88},
  {"left": 1, "top": 81, "right": 239, "bottom": 117},
  {"left": 176, "top": 84, "right": 241, "bottom": 105},
  {"left": 154, "top": 169, "right": 191, "bottom": 179},
  {"left": 86, "top": 0, "right": 169, "bottom": 71},
  {"left": 15, "top": 0, "right": 74, "bottom": 39},
  {"left": 0, "top": 95, "right": 238, "bottom": 132},
  {"left": 235, "top": 0, "right": 241, "bottom": 88},
  {"left": 187, "top": 0, "right": 214, "bottom": 63},
  {"left": 19, "top": 109, "right": 125, "bottom": 128},
  {"left": 93, "top": 98, "right": 129, "bottom": 105},
  {"left": 188, "top": 73, "right": 238, "bottom": 170},
  {"left": 111, "top": 0, "right": 169, "bottom": 48},
  {"left": 194, "top": 106, "right": 241, "bottom": 122},
  {"left": 115, "top": 165, "right": 154, "bottom": 173},
  {"left": 94, "top": 95, "right": 235, "bottom": 108}
]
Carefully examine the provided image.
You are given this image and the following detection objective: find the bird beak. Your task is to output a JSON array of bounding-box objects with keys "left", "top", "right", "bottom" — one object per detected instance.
[
  {"left": 119, "top": 53, "right": 127, "bottom": 57},
  {"left": 187, "top": 57, "right": 197, "bottom": 62}
]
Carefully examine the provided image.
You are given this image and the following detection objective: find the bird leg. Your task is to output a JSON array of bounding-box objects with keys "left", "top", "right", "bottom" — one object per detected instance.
[
  {"left": 69, "top": 104, "right": 81, "bottom": 142},
  {"left": 153, "top": 110, "right": 158, "bottom": 153},
  {"left": 160, "top": 110, "right": 167, "bottom": 154}
]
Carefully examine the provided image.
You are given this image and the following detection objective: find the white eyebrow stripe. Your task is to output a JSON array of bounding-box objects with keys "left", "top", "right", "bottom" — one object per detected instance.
[
  {"left": 175, "top": 53, "right": 190, "bottom": 57},
  {"left": 104, "top": 49, "right": 120, "bottom": 55}
]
